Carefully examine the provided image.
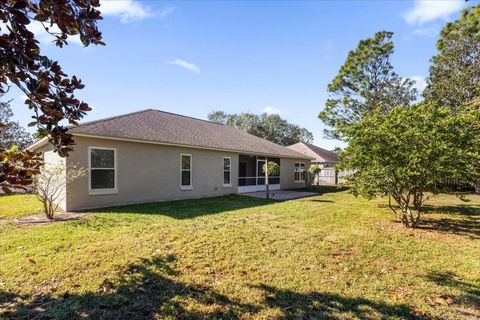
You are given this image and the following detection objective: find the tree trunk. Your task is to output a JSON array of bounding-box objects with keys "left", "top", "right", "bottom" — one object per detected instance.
[
  {"left": 43, "top": 201, "right": 50, "bottom": 220},
  {"left": 47, "top": 200, "right": 54, "bottom": 220}
]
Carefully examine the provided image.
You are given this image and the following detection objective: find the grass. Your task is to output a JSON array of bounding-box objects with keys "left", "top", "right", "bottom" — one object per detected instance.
[
  {"left": 0, "top": 194, "right": 42, "bottom": 220},
  {"left": 0, "top": 188, "right": 479, "bottom": 319}
]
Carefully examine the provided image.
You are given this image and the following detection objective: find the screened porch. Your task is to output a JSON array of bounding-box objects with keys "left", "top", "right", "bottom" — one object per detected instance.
[{"left": 238, "top": 155, "right": 280, "bottom": 193}]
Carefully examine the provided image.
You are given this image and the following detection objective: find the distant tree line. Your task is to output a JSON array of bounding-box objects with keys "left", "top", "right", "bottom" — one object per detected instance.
[
  {"left": 0, "top": 100, "right": 34, "bottom": 150},
  {"left": 208, "top": 111, "right": 313, "bottom": 146}
]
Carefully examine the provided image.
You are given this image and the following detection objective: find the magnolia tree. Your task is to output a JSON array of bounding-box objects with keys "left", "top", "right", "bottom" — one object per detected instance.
[
  {"left": 337, "top": 103, "right": 480, "bottom": 228},
  {"left": 0, "top": 0, "right": 103, "bottom": 194},
  {"left": 308, "top": 165, "right": 322, "bottom": 192},
  {"left": 262, "top": 161, "right": 280, "bottom": 199},
  {"left": 1, "top": 146, "right": 42, "bottom": 193},
  {"left": 34, "top": 162, "right": 86, "bottom": 219}
]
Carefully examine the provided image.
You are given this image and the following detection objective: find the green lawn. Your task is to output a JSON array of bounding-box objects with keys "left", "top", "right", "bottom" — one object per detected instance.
[
  {"left": 0, "top": 194, "right": 43, "bottom": 220},
  {"left": 0, "top": 189, "right": 479, "bottom": 319}
]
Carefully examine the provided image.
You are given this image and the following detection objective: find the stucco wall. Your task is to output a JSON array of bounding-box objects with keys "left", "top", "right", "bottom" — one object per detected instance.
[
  {"left": 33, "top": 143, "right": 68, "bottom": 210},
  {"left": 42, "top": 148, "right": 67, "bottom": 210},
  {"left": 64, "top": 136, "right": 239, "bottom": 211},
  {"left": 280, "top": 158, "right": 309, "bottom": 190}
]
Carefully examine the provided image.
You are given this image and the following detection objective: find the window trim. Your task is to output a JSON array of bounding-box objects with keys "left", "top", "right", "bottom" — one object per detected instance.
[
  {"left": 223, "top": 156, "right": 232, "bottom": 187},
  {"left": 180, "top": 153, "right": 193, "bottom": 190},
  {"left": 88, "top": 146, "right": 118, "bottom": 195},
  {"left": 294, "top": 162, "right": 306, "bottom": 183}
]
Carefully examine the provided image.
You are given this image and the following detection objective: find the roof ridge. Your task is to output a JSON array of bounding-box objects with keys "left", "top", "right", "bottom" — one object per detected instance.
[
  {"left": 70, "top": 109, "right": 155, "bottom": 129},
  {"left": 151, "top": 110, "right": 308, "bottom": 156},
  {"left": 305, "top": 142, "right": 335, "bottom": 153},
  {"left": 149, "top": 109, "right": 227, "bottom": 127},
  {"left": 63, "top": 108, "right": 312, "bottom": 159},
  {"left": 72, "top": 108, "right": 228, "bottom": 129}
]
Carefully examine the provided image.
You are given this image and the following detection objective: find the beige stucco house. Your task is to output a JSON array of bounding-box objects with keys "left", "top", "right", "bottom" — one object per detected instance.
[
  {"left": 29, "top": 109, "right": 312, "bottom": 211},
  {"left": 287, "top": 142, "right": 340, "bottom": 185}
]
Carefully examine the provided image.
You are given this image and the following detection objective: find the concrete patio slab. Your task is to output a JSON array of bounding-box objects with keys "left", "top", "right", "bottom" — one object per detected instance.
[{"left": 241, "top": 190, "right": 318, "bottom": 201}]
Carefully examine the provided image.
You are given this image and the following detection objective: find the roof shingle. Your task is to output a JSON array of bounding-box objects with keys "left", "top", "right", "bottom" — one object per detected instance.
[
  {"left": 287, "top": 142, "right": 339, "bottom": 163},
  {"left": 68, "top": 109, "right": 310, "bottom": 159}
]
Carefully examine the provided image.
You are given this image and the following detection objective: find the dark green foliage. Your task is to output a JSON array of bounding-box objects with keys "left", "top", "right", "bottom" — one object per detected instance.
[
  {"left": 338, "top": 102, "right": 480, "bottom": 227},
  {"left": 0, "top": 0, "right": 103, "bottom": 192},
  {"left": 424, "top": 4, "right": 480, "bottom": 109},
  {"left": 208, "top": 111, "right": 313, "bottom": 146},
  {"left": 319, "top": 31, "right": 417, "bottom": 139}
]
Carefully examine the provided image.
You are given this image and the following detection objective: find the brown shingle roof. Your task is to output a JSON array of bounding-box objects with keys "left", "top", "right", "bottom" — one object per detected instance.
[
  {"left": 68, "top": 109, "right": 311, "bottom": 159},
  {"left": 303, "top": 143, "right": 339, "bottom": 163},
  {"left": 287, "top": 142, "right": 339, "bottom": 163}
]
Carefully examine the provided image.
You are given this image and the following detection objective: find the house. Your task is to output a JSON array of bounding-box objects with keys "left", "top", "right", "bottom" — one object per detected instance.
[
  {"left": 29, "top": 109, "right": 313, "bottom": 211},
  {"left": 287, "top": 142, "right": 340, "bottom": 185}
]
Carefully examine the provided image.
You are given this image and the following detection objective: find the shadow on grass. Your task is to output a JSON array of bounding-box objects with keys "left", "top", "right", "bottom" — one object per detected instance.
[
  {"left": 0, "top": 254, "right": 427, "bottom": 320},
  {"left": 87, "top": 195, "right": 274, "bottom": 220},
  {"left": 426, "top": 272, "right": 480, "bottom": 318},
  {"left": 251, "top": 284, "right": 425, "bottom": 319},
  {"left": 422, "top": 204, "right": 480, "bottom": 216},
  {"left": 0, "top": 254, "right": 259, "bottom": 320},
  {"left": 306, "top": 199, "right": 335, "bottom": 203},
  {"left": 291, "top": 185, "right": 349, "bottom": 195},
  {"left": 418, "top": 204, "right": 480, "bottom": 239},
  {"left": 378, "top": 202, "right": 480, "bottom": 239}
]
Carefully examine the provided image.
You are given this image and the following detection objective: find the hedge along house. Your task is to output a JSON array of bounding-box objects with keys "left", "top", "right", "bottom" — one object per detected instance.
[{"left": 29, "top": 109, "right": 313, "bottom": 211}]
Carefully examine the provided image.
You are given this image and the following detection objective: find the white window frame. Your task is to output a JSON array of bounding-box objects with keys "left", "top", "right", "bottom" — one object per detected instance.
[
  {"left": 223, "top": 157, "right": 232, "bottom": 187},
  {"left": 294, "top": 162, "right": 306, "bottom": 183},
  {"left": 88, "top": 147, "right": 118, "bottom": 195},
  {"left": 180, "top": 153, "right": 193, "bottom": 190}
]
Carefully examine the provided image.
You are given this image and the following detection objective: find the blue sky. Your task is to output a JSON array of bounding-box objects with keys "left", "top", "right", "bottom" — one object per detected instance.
[{"left": 7, "top": 0, "right": 472, "bottom": 150}]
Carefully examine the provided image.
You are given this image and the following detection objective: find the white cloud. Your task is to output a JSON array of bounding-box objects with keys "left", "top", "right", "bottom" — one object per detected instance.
[
  {"left": 409, "top": 76, "right": 427, "bottom": 93},
  {"left": 100, "top": 0, "right": 151, "bottom": 23},
  {"left": 169, "top": 59, "right": 200, "bottom": 74},
  {"left": 27, "top": 21, "right": 83, "bottom": 46},
  {"left": 262, "top": 106, "right": 283, "bottom": 115},
  {"left": 160, "top": 6, "right": 176, "bottom": 18},
  {"left": 25, "top": 1, "right": 151, "bottom": 45},
  {"left": 403, "top": 0, "right": 465, "bottom": 25},
  {"left": 412, "top": 25, "right": 440, "bottom": 37}
]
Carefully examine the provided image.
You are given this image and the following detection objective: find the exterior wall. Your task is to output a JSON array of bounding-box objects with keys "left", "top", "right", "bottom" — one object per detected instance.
[
  {"left": 279, "top": 158, "right": 309, "bottom": 190},
  {"left": 42, "top": 146, "right": 67, "bottom": 210},
  {"left": 64, "top": 136, "right": 239, "bottom": 211}
]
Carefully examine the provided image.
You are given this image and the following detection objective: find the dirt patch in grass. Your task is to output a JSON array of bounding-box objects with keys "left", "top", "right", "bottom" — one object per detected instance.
[{"left": 15, "top": 212, "right": 87, "bottom": 226}]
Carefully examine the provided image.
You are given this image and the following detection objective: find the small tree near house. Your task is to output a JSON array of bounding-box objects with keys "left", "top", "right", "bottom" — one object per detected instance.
[
  {"left": 309, "top": 165, "right": 322, "bottom": 192},
  {"left": 34, "top": 162, "right": 86, "bottom": 219},
  {"left": 262, "top": 161, "right": 280, "bottom": 199}
]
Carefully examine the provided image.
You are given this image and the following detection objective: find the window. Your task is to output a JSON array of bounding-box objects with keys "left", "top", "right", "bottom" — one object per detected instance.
[
  {"left": 223, "top": 157, "right": 232, "bottom": 187},
  {"left": 294, "top": 162, "right": 306, "bottom": 183},
  {"left": 180, "top": 154, "right": 192, "bottom": 190},
  {"left": 89, "top": 147, "right": 116, "bottom": 194}
]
